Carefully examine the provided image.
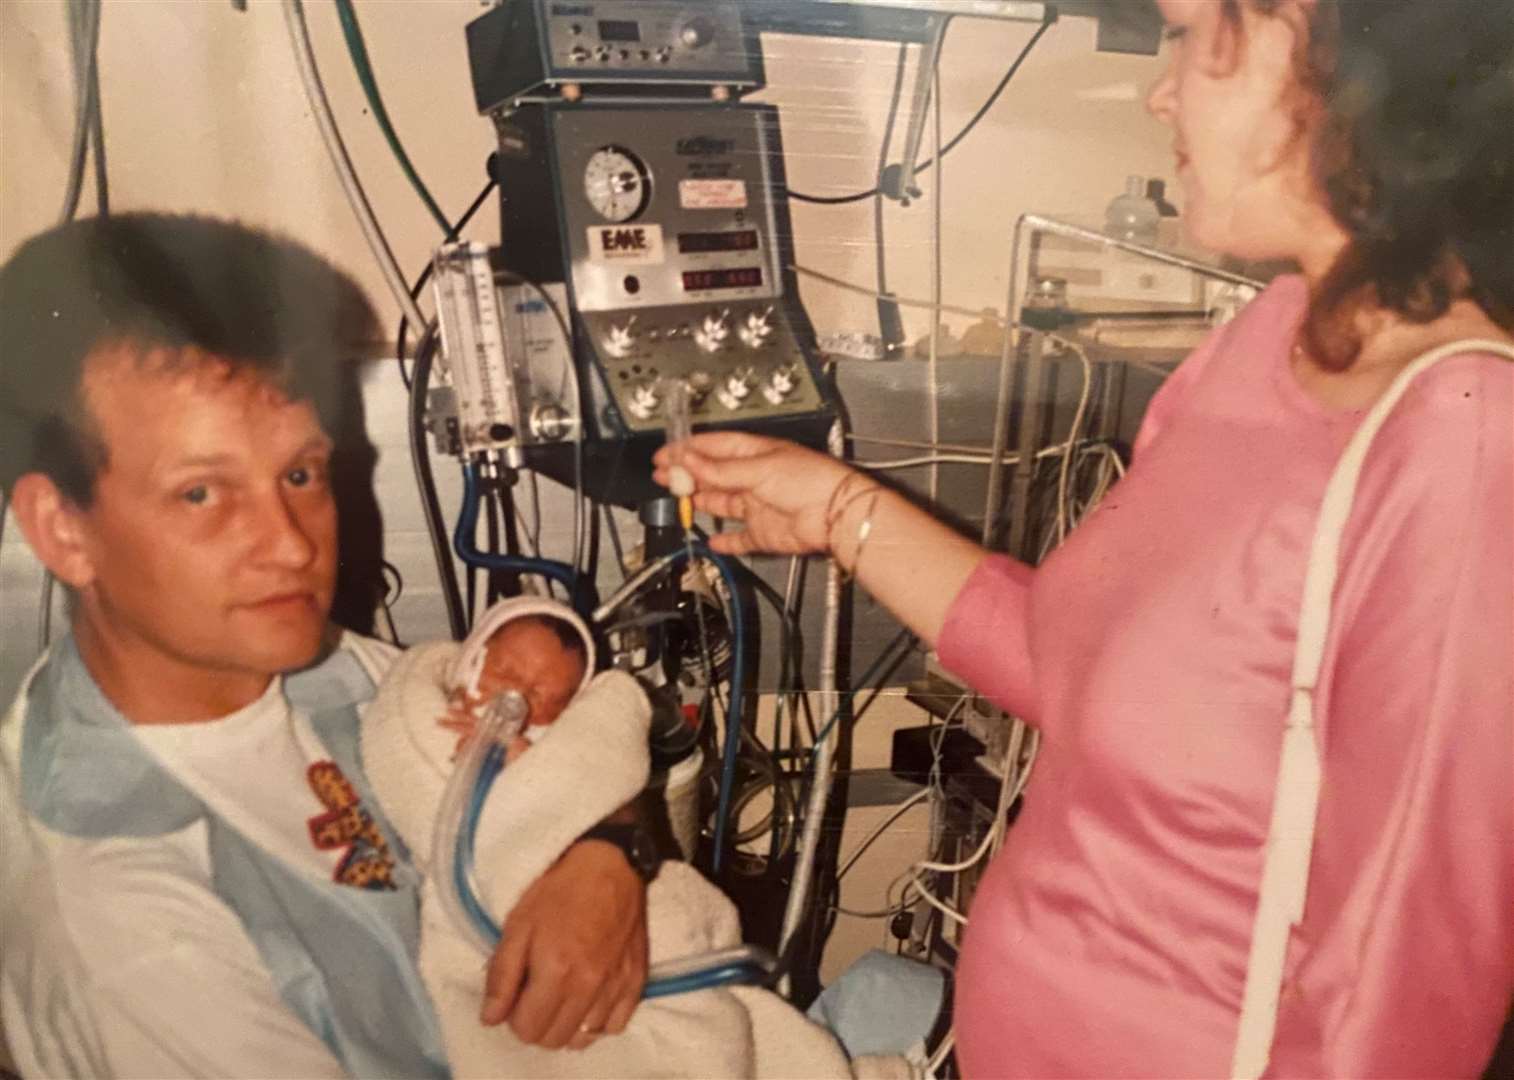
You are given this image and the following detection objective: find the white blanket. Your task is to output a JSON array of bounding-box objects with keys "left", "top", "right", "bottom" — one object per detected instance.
[{"left": 364, "top": 642, "right": 910, "bottom": 1080}]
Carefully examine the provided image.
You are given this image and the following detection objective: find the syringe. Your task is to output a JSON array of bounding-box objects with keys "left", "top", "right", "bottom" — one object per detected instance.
[{"left": 663, "top": 379, "right": 695, "bottom": 532}]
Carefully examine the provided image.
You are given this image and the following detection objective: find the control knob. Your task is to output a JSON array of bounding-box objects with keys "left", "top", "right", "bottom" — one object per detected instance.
[
  {"left": 604, "top": 317, "right": 638, "bottom": 358},
  {"left": 529, "top": 401, "right": 574, "bottom": 442},
  {"left": 695, "top": 309, "right": 731, "bottom": 352},
  {"left": 626, "top": 378, "right": 662, "bottom": 421},
  {"left": 762, "top": 362, "right": 802, "bottom": 405},
  {"left": 679, "top": 16, "right": 715, "bottom": 48},
  {"left": 686, "top": 370, "right": 714, "bottom": 407},
  {"left": 738, "top": 306, "right": 775, "bottom": 348},
  {"left": 716, "top": 365, "right": 758, "bottom": 411}
]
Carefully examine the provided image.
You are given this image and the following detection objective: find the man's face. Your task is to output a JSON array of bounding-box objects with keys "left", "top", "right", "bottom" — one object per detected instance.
[{"left": 68, "top": 347, "right": 338, "bottom": 689}]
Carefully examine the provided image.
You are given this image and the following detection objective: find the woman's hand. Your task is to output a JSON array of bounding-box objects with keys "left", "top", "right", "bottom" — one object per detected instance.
[
  {"left": 653, "top": 432, "right": 872, "bottom": 558},
  {"left": 659, "top": 431, "right": 991, "bottom": 649}
]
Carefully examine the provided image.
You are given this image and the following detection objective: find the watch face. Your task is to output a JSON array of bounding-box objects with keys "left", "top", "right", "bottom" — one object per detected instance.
[
  {"left": 624, "top": 826, "right": 660, "bottom": 879},
  {"left": 584, "top": 146, "right": 652, "bottom": 223}
]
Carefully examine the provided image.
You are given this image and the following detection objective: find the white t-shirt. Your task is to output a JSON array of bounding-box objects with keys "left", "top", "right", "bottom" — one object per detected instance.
[{"left": 0, "top": 633, "right": 400, "bottom": 1079}]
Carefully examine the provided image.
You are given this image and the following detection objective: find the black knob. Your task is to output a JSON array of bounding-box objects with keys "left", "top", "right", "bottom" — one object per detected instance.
[{"left": 489, "top": 422, "right": 515, "bottom": 441}]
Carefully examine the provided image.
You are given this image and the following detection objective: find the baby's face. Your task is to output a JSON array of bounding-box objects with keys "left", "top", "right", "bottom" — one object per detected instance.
[{"left": 475, "top": 620, "right": 586, "bottom": 728}]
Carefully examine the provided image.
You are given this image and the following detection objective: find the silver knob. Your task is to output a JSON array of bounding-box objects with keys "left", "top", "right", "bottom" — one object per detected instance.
[
  {"left": 626, "top": 378, "right": 662, "bottom": 421},
  {"left": 604, "top": 317, "right": 638, "bottom": 358},
  {"left": 679, "top": 16, "right": 714, "bottom": 48},
  {"left": 716, "top": 365, "right": 757, "bottom": 410},
  {"left": 762, "top": 362, "right": 800, "bottom": 405},
  {"left": 695, "top": 309, "right": 730, "bottom": 352},
  {"left": 738, "top": 306, "right": 775, "bottom": 348},
  {"left": 529, "top": 402, "right": 574, "bottom": 442},
  {"left": 686, "top": 370, "right": 714, "bottom": 407}
]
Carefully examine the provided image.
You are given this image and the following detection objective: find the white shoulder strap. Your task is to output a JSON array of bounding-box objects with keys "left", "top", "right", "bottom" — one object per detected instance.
[{"left": 1231, "top": 339, "right": 1514, "bottom": 1079}]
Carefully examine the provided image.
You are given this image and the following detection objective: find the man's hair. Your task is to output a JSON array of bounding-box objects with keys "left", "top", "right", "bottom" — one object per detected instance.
[{"left": 0, "top": 213, "right": 378, "bottom": 505}]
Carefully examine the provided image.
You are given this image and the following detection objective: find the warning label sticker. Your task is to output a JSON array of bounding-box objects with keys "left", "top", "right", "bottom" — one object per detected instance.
[{"left": 678, "top": 179, "right": 748, "bottom": 210}]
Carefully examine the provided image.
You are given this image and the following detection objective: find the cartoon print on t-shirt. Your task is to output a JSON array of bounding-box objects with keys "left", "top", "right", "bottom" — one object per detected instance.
[{"left": 306, "top": 762, "right": 397, "bottom": 890}]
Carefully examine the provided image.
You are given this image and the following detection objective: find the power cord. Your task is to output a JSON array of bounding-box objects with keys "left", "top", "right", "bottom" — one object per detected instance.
[{"left": 332, "top": 0, "right": 453, "bottom": 237}]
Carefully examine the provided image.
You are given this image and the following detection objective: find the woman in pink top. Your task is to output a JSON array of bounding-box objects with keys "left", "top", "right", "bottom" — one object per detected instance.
[{"left": 658, "top": 0, "right": 1513, "bottom": 1075}]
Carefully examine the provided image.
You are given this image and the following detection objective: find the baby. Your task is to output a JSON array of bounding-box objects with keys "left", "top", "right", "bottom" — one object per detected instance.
[
  {"left": 439, "top": 608, "right": 590, "bottom": 764},
  {"left": 362, "top": 596, "right": 908, "bottom": 1079}
]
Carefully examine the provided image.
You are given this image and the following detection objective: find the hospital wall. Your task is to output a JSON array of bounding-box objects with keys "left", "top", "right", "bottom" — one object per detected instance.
[{"left": 0, "top": 0, "right": 1176, "bottom": 986}]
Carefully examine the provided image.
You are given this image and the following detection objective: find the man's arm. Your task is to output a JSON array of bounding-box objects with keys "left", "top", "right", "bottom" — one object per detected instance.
[
  {"left": 453, "top": 665, "right": 656, "bottom": 1051},
  {"left": 481, "top": 827, "right": 649, "bottom": 1050}
]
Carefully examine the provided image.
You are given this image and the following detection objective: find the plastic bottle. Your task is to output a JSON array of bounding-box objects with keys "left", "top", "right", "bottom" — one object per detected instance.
[{"left": 1105, "top": 174, "right": 1161, "bottom": 243}]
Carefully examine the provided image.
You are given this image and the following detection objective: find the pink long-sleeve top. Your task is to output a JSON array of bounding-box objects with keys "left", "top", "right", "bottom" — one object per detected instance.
[{"left": 940, "top": 277, "right": 1513, "bottom": 1078}]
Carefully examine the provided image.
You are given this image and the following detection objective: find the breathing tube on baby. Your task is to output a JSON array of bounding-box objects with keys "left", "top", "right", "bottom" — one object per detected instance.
[{"left": 431, "top": 686, "right": 529, "bottom": 957}]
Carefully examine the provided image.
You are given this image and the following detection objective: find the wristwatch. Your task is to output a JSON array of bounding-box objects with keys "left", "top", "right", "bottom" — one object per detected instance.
[{"left": 577, "top": 822, "right": 661, "bottom": 883}]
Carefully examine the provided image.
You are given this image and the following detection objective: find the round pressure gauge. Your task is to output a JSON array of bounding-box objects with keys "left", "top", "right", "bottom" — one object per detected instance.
[{"left": 583, "top": 146, "right": 652, "bottom": 223}]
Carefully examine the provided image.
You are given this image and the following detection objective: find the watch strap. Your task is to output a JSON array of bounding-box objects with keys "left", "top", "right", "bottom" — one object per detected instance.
[{"left": 578, "top": 821, "right": 660, "bottom": 883}]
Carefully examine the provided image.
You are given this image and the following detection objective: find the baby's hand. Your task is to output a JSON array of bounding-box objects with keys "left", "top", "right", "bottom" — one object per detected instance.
[
  {"left": 440, "top": 690, "right": 483, "bottom": 759},
  {"left": 504, "top": 734, "right": 533, "bottom": 765}
]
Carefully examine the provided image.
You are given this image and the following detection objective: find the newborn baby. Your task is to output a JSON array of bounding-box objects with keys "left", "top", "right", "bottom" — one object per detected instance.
[
  {"left": 363, "top": 596, "right": 908, "bottom": 1080},
  {"left": 439, "top": 610, "right": 590, "bottom": 764}
]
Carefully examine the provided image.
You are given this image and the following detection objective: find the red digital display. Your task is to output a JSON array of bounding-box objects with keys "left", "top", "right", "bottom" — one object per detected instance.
[
  {"left": 677, "top": 230, "right": 760, "bottom": 254},
  {"left": 682, "top": 267, "right": 763, "bottom": 291}
]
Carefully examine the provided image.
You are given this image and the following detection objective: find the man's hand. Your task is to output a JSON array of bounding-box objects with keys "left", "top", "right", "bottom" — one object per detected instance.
[{"left": 481, "top": 839, "right": 648, "bottom": 1049}]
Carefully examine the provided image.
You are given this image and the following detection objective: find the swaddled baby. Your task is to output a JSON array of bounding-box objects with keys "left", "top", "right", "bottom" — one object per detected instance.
[{"left": 363, "top": 596, "right": 909, "bottom": 1080}]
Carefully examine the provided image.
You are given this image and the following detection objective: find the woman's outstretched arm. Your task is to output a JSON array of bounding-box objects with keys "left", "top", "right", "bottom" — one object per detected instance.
[{"left": 655, "top": 431, "right": 990, "bottom": 649}]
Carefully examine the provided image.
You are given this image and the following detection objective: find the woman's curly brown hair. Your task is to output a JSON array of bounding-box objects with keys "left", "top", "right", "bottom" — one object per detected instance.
[{"left": 1222, "top": 0, "right": 1514, "bottom": 369}]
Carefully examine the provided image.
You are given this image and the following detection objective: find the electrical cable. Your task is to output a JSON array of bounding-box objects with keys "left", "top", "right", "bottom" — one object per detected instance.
[
  {"left": 281, "top": 0, "right": 426, "bottom": 331},
  {"left": 791, "top": 262, "right": 1012, "bottom": 325},
  {"left": 498, "top": 479, "right": 526, "bottom": 593},
  {"left": 70, "top": 0, "right": 108, "bottom": 218},
  {"left": 41, "top": 0, "right": 107, "bottom": 655},
  {"left": 904, "top": 868, "right": 968, "bottom": 926},
  {"left": 860, "top": 452, "right": 1007, "bottom": 470},
  {"left": 835, "top": 787, "right": 931, "bottom": 882},
  {"left": 592, "top": 542, "right": 750, "bottom": 874},
  {"left": 521, "top": 469, "right": 545, "bottom": 558},
  {"left": 465, "top": 545, "right": 479, "bottom": 624},
  {"left": 873, "top": 42, "right": 910, "bottom": 352},
  {"left": 602, "top": 503, "right": 629, "bottom": 577},
  {"left": 809, "top": 627, "right": 916, "bottom": 749},
  {"left": 484, "top": 485, "right": 501, "bottom": 604},
  {"left": 58, "top": 0, "right": 101, "bottom": 225},
  {"left": 332, "top": 0, "right": 453, "bottom": 237},
  {"left": 928, "top": 54, "right": 945, "bottom": 503},
  {"left": 1053, "top": 341, "right": 1094, "bottom": 544},
  {"left": 917, "top": 725, "right": 1037, "bottom": 874},
  {"left": 378, "top": 560, "right": 403, "bottom": 645},
  {"left": 786, "top": 16, "right": 1053, "bottom": 205},
  {"left": 408, "top": 324, "right": 468, "bottom": 640},
  {"left": 454, "top": 462, "right": 588, "bottom": 610},
  {"left": 926, "top": 1030, "right": 956, "bottom": 1077}
]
